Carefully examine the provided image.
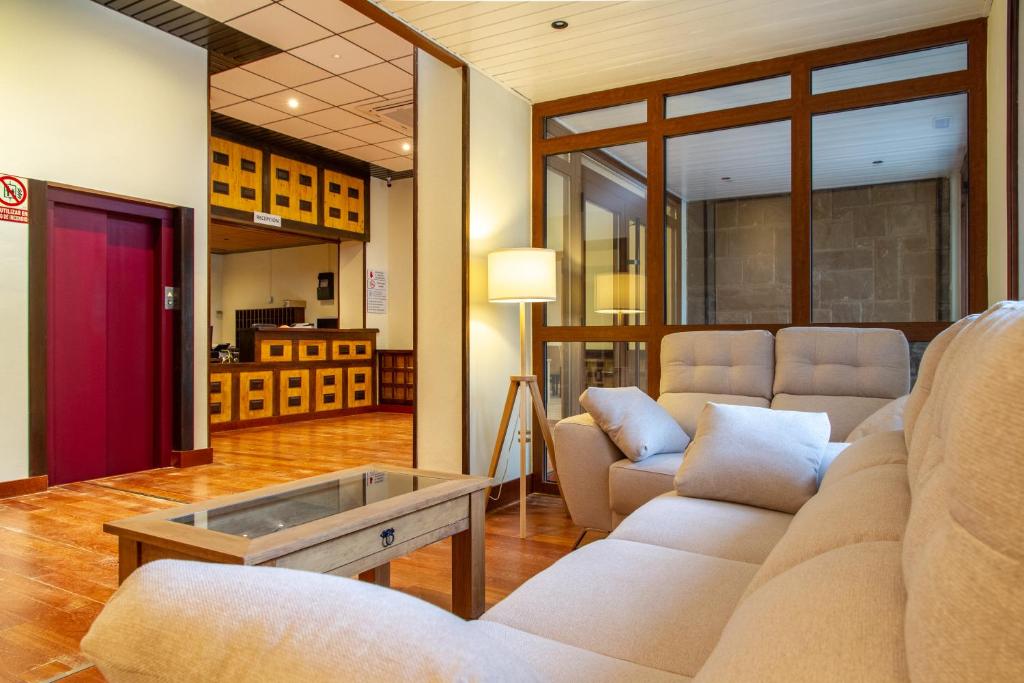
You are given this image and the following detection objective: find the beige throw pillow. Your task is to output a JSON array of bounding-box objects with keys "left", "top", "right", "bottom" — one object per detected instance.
[
  {"left": 580, "top": 386, "right": 690, "bottom": 461},
  {"left": 674, "top": 402, "right": 830, "bottom": 513},
  {"left": 846, "top": 394, "right": 909, "bottom": 442}
]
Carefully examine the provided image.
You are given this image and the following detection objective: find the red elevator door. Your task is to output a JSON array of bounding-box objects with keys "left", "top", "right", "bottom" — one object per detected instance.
[{"left": 47, "top": 198, "right": 172, "bottom": 485}]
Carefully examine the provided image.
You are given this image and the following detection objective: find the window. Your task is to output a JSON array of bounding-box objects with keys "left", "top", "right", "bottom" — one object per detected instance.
[
  {"left": 545, "top": 102, "right": 647, "bottom": 138},
  {"left": 811, "top": 43, "right": 967, "bottom": 94},
  {"left": 665, "top": 76, "right": 790, "bottom": 118},
  {"left": 665, "top": 121, "right": 792, "bottom": 324},
  {"left": 811, "top": 94, "right": 967, "bottom": 322},
  {"left": 545, "top": 142, "right": 647, "bottom": 326}
]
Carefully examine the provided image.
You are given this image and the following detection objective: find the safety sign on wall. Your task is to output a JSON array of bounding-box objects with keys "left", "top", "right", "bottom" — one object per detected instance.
[
  {"left": 367, "top": 269, "right": 388, "bottom": 315},
  {"left": 0, "top": 175, "right": 28, "bottom": 224}
]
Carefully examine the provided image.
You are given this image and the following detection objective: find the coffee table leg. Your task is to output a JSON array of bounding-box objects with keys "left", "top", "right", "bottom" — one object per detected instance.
[
  {"left": 452, "top": 490, "right": 485, "bottom": 619},
  {"left": 358, "top": 563, "right": 391, "bottom": 587},
  {"left": 118, "top": 538, "right": 141, "bottom": 585}
]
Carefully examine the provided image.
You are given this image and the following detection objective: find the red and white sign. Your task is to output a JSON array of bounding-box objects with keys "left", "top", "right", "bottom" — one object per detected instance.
[{"left": 0, "top": 175, "right": 28, "bottom": 224}]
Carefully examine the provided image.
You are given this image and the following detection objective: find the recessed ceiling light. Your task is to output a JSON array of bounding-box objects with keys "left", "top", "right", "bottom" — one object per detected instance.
[
  {"left": 332, "top": 53, "right": 341, "bottom": 59},
  {"left": 720, "top": 176, "right": 732, "bottom": 181},
  {"left": 872, "top": 160, "right": 884, "bottom": 165},
  {"left": 551, "top": 20, "right": 568, "bottom": 30},
  {"left": 287, "top": 97, "right": 299, "bottom": 109},
  {"left": 401, "top": 142, "right": 412, "bottom": 153}
]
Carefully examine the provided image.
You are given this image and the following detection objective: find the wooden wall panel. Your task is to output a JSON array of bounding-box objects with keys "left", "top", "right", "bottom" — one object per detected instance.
[
  {"left": 259, "top": 339, "right": 293, "bottom": 362},
  {"left": 209, "top": 372, "right": 233, "bottom": 424},
  {"left": 323, "top": 169, "right": 366, "bottom": 234},
  {"left": 347, "top": 366, "right": 373, "bottom": 407},
  {"left": 298, "top": 339, "right": 327, "bottom": 361},
  {"left": 269, "top": 154, "right": 319, "bottom": 225},
  {"left": 332, "top": 338, "right": 373, "bottom": 361},
  {"left": 210, "top": 138, "right": 262, "bottom": 212},
  {"left": 315, "top": 368, "right": 345, "bottom": 411},
  {"left": 279, "top": 369, "right": 310, "bottom": 416},
  {"left": 239, "top": 371, "right": 273, "bottom": 420}
]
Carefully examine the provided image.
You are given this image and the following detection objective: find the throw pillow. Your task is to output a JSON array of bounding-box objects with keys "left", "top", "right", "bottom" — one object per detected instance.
[
  {"left": 674, "top": 402, "right": 831, "bottom": 513},
  {"left": 580, "top": 386, "right": 690, "bottom": 461},
  {"left": 846, "top": 395, "right": 909, "bottom": 442}
]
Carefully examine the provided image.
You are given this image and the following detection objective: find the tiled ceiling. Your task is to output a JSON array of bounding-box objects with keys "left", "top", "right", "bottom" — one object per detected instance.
[
  {"left": 375, "top": 0, "right": 987, "bottom": 103},
  {"left": 182, "top": 0, "right": 414, "bottom": 173}
]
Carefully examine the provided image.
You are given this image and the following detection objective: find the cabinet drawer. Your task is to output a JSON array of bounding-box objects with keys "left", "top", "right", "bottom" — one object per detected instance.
[
  {"left": 298, "top": 340, "right": 326, "bottom": 361},
  {"left": 332, "top": 339, "right": 373, "bottom": 361},
  {"left": 260, "top": 340, "right": 293, "bottom": 362}
]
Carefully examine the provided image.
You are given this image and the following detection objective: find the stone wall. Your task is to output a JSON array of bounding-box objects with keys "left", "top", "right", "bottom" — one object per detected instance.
[{"left": 677, "top": 178, "right": 949, "bottom": 323}]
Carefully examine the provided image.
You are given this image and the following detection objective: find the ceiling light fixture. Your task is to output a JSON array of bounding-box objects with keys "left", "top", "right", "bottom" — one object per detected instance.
[
  {"left": 720, "top": 176, "right": 732, "bottom": 181},
  {"left": 287, "top": 97, "right": 299, "bottom": 109},
  {"left": 551, "top": 20, "right": 568, "bottom": 29},
  {"left": 872, "top": 160, "right": 884, "bottom": 165},
  {"left": 401, "top": 142, "right": 412, "bottom": 152},
  {"left": 332, "top": 53, "right": 341, "bottom": 59}
]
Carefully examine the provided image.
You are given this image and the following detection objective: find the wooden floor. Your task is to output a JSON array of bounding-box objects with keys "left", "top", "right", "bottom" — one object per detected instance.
[{"left": 0, "top": 413, "right": 579, "bottom": 683}]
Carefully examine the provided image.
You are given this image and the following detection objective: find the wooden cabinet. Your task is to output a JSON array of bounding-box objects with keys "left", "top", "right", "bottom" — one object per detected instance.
[
  {"left": 269, "top": 154, "right": 319, "bottom": 225},
  {"left": 323, "top": 169, "right": 365, "bottom": 234},
  {"left": 379, "top": 350, "right": 414, "bottom": 405},
  {"left": 279, "top": 369, "right": 310, "bottom": 416},
  {"left": 210, "top": 138, "right": 263, "bottom": 213},
  {"left": 315, "top": 368, "right": 345, "bottom": 412},
  {"left": 239, "top": 371, "right": 274, "bottom": 420},
  {"left": 260, "top": 339, "right": 293, "bottom": 362},
  {"left": 348, "top": 366, "right": 373, "bottom": 408},
  {"left": 298, "top": 339, "right": 326, "bottom": 361},
  {"left": 210, "top": 372, "right": 233, "bottom": 423},
  {"left": 333, "top": 338, "right": 373, "bottom": 361}
]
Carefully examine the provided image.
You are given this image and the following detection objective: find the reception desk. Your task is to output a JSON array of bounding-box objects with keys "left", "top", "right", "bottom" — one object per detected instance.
[{"left": 209, "top": 328, "right": 377, "bottom": 431}]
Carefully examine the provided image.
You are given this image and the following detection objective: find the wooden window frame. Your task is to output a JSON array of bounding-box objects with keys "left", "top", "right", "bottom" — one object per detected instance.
[{"left": 530, "top": 19, "right": 989, "bottom": 493}]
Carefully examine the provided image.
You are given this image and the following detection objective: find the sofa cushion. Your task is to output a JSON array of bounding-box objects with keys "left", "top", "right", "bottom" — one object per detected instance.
[
  {"left": 656, "top": 392, "right": 769, "bottom": 436},
  {"left": 581, "top": 386, "right": 689, "bottom": 461},
  {"left": 770, "top": 393, "right": 890, "bottom": 441},
  {"left": 610, "top": 493, "right": 792, "bottom": 564},
  {"left": 743, "top": 463, "right": 910, "bottom": 596},
  {"left": 660, "top": 329, "right": 774, "bottom": 399},
  {"left": 609, "top": 452, "right": 681, "bottom": 519},
  {"left": 820, "top": 429, "right": 908, "bottom": 489},
  {"left": 474, "top": 622, "right": 690, "bottom": 683},
  {"left": 773, "top": 326, "right": 910, "bottom": 399},
  {"left": 846, "top": 394, "right": 908, "bottom": 442},
  {"left": 81, "top": 560, "right": 540, "bottom": 683},
  {"left": 482, "top": 539, "right": 758, "bottom": 677},
  {"left": 695, "top": 542, "right": 908, "bottom": 683},
  {"left": 675, "top": 403, "right": 829, "bottom": 514}
]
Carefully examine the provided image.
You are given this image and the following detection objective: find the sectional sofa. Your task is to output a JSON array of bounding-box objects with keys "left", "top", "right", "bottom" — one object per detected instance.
[
  {"left": 556, "top": 326, "right": 911, "bottom": 533},
  {"left": 82, "top": 303, "right": 1023, "bottom": 681}
]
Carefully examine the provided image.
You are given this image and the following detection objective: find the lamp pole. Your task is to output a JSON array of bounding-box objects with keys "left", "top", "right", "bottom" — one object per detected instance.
[{"left": 518, "top": 301, "right": 528, "bottom": 539}]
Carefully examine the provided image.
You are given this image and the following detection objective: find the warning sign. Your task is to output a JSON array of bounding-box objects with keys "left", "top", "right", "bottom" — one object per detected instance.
[{"left": 0, "top": 175, "right": 28, "bottom": 224}]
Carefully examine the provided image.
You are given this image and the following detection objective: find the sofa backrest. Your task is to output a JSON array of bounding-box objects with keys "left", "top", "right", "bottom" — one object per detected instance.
[
  {"left": 771, "top": 327, "right": 910, "bottom": 441},
  {"left": 899, "top": 302, "right": 1024, "bottom": 680},
  {"left": 658, "top": 330, "right": 775, "bottom": 435}
]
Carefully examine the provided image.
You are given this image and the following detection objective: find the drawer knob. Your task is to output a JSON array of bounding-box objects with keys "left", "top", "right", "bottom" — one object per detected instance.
[{"left": 380, "top": 528, "right": 395, "bottom": 548}]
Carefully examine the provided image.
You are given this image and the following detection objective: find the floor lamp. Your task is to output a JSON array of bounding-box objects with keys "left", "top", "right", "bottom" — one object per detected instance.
[{"left": 486, "top": 248, "right": 558, "bottom": 539}]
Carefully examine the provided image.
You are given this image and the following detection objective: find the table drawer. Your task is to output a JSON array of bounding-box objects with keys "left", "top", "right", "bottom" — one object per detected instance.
[{"left": 274, "top": 496, "right": 468, "bottom": 574}]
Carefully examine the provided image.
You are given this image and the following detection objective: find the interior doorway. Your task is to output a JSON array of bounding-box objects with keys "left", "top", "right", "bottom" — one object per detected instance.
[{"left": 38, "top": 187, "right": 183, "bottom": 485}]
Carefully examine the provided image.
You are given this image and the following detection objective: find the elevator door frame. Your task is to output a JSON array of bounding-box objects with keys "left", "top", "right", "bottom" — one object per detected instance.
[{"left": 27, "top": 182, "right": 195, "bottom": 480}]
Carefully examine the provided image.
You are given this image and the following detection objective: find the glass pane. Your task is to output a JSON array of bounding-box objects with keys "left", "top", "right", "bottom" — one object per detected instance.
[
  {"left": 664, "top": 121, "right": 792, "bottom": 324},
  {"left": 542, "top": 341, "right": 647, "bottom": 483},
  {"left": 171, "top": 470, "right": 446, "bottom": 539},
  {"left": 666, "top": 76, "right": 790, "bottom": 118},
  {"left": 545, "top": 143, "right": 648, "bottom": 326},
  {"left": 811, "top": 94, "right": 966, "bottom": 322},
  {"left": 812, "top": 43, "right": 967, "bottom": 95},
  {"left": 545, "top": 101, "right": 646, "bottom": 138}
]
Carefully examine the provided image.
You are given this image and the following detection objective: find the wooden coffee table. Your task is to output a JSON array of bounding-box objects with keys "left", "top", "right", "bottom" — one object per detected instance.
[{"left": 104, "top": 465, "right": 491, "bottom": 619}]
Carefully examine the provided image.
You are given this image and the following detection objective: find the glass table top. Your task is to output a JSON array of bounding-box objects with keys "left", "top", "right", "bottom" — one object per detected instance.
[{"left": 171, "top": 470, "right": 448, "bottom": 539}]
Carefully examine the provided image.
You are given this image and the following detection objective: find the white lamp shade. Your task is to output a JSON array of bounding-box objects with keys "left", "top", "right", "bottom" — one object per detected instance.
[
  {"left": 594, "top": 272, "right": 645, "bottom": 314},
  {"left": 488, "top": 248, "right": 557, "bottom": 303}
]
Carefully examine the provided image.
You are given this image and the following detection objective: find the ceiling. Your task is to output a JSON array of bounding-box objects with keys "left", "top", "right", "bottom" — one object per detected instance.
[
  {"left": 210, "top": 219, "right": 333, "bottom": 253},
  {"left": 375, "top": 0, "right": 987, "bottom": 103},
  {"left": 179, "top": 0, "right": 414, "bottom": 173}
]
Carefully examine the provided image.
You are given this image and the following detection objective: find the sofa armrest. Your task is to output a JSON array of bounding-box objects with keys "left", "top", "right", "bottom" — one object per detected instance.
[
  {"left": 82, "top": 560, "right": 538, "bottom": 683},
  {"left": 552, "top": 413, "right": 626, "bottom": 533}
]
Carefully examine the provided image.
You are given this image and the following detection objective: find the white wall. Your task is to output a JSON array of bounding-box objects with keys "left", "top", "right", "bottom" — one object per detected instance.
[
  {"left": 0, "top": 0, "right": 208, "bottom": 481},
  {"left": 213, "top": 244, "right": 340, "bottom": 346},
  {"left": 989, "top": 0, "right": 1010, "bottom": 305},
  {"left": 366, "top": 177, "right": 414, "bottom": 349},
  {"left": 416, "top": 51, "right": 465, "bottom": 473},
  {"left": 467, "top": 68, "right": 533, "bottom": 482}
]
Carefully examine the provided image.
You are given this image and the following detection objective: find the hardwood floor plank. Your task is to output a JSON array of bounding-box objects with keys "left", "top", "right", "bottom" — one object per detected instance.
[{"left": 0, "top": 412, "right": 578, "bottom": 682}]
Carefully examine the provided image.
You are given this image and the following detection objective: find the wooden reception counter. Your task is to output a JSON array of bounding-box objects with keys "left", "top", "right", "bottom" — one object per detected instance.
[{"left": 209, "top": 328, "right": 377, "bottom": 431}]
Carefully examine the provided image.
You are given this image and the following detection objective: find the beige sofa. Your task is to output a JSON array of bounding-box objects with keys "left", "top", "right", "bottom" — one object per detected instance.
[
  {"left": 556, "top": 326, "right": 910, "bottom": 532},
  {"left": 82, "top": 305, "right": 1023, "bottom": 681}
]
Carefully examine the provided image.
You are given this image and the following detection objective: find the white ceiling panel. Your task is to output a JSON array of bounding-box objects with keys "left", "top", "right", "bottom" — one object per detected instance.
[
  {"left": 391, "top": 55, "right": 414, "bottom": 73},
  {"left": 302, "top": 106, "right": 373, "bottom": 130},
  {"left": 342, "top": 23, "right": 414, "bottom": 60},
  {"left": 175, "top": 0, "right": 271, "bottom": 23},
  {"left": 376, "top": 138, "right": 413, "bottom": 156},
  {"left": 254, "top": 89, "right": 332, "bottom": 115},
  {"left": 279, "top": 0, "right": 375, "bottom": 33},
  {"left": 377, "top": 156, "right": 414, "bottom": 172},
  {"left": 242, "top": 53, "right": 332, "bottom": 87},
  {"left": 228, "top": 3, "right": 332, "bottom": 49},
  {"left": 344, "top": 145, "right": 395, "bottom": 162},
  {"left": 376, "top": 0, "right": 987, "bottom": 102},
  {"left": 345, "top": 123, "right": 405, "bottom": 144},
  {"left": 290, "top": 35, "right": 384, "bottom": 74},
  {"left": 264, "top": 117, "right": 332, "bottom": 139},
  {"left": 211, "top": 67, "right": 281, "bottom": 98},
  {"left": 296, "top": 76, "right": 378, "bottom": 106},
  {"left": 215, "top": 100, "right": 288, "bottom": 126},
  {"left": 306, "top": 131, "right": 365, "bottom": 151},
  {"left": 210, "top": 87, "right": 244, "bottom": 109},
  {"left": 344, "top": 62, "right": 412, "bottom": 94}
]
